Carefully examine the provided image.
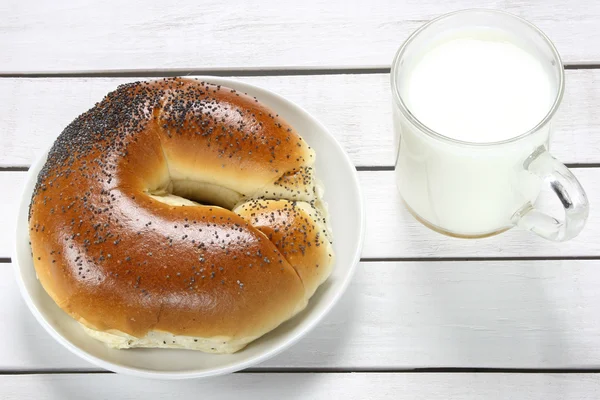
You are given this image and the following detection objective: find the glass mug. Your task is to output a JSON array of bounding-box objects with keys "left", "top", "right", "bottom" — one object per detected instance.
[{"left": 391, "top": 9, "right": 589, "bottom": 241}]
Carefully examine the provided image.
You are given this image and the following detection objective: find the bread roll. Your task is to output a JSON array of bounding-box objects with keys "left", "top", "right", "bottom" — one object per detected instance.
[{"left": 28, "top": 78, "right": 334, "bottom": 353}]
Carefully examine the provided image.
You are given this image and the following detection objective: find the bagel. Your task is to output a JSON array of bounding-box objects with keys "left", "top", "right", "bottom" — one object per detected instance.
[{"left": 28, "top": 78, "right": 334, "bottom": 353}]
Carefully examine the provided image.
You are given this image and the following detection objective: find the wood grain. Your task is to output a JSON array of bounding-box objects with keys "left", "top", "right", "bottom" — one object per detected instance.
[
  {"left": 2, "top": 0, "right": 600, "bottom": 72},
  {"left": 3, "top": 1, "right": 600, "bottom": 391},
  {"left": 1, "top": 71, "right": 600, "bottom": 167},
  {"left": 2, "top": 373, "right": 600, "bottom": 399},
  {"left": 3, "top": 260, "right": 600, "bottom": 371},
  {"left": 2, "top": 169, "right": 599, "bottom": 259},
  {"left": 360, "top": 168, "right": 600, "bottom": 259}
]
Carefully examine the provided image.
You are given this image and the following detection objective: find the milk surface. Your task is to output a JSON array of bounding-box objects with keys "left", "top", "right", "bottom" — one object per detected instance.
[
  {"left": 394, "top": 29, "right": 557, "bottom": 235},
  {"left": 404, "top": 35, "right": 552, "bottom": 143}
]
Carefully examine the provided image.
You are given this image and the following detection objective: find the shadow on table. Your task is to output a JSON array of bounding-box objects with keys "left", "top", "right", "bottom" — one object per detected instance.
[
  {"left": 10, "top": 279, "right": 91, "bottom": 370},
  {"left": 260, "top": 268, "right": 361, "bottom": 370},
  {"left": 39, "top": 371, "right": 345, "bottom": 398}
]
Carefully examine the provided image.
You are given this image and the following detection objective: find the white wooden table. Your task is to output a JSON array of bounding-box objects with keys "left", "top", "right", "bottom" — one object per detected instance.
[{"left": 2, "top": 1, "right": 600, "bottom": 398}]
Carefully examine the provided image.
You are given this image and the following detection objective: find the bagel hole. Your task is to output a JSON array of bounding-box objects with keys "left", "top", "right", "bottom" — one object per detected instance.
[{"left": 149, "top": 179, "right": 243, "bottom": 210}]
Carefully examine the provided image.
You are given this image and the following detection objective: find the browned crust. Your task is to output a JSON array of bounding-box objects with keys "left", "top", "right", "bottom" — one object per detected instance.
[
  {"left": 234, "top": 200, "right": 334, "bottom": 299},
  {"left": 28, "top": 78, "right": 332, "bottom": 346}
]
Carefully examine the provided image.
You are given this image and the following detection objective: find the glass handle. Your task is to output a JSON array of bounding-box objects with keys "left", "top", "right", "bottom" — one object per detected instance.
[{"left": 514, "top": 147, "right": 589, "bottom": 241}]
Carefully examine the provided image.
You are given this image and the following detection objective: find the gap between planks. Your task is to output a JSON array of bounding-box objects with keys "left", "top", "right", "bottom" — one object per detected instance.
[
  {"left": 4, "top": 256, "right": 600, "bottom": 265},
  {"left": 3, "top": 367, "right": 600, "bottom": 375},
  {"left": 0, "top": 63, "right": 599, "bottom": 79},
  {"left": 4, "top": 165, "right": 599, "bottom": 172},
  {"left": 1, "top": 166, "right": 396, "bottom": 172}
]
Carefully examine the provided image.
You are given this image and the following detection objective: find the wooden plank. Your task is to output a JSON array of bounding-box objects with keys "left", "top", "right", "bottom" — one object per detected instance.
[
  {"left": 2, "top": 168, "right": 600, "bottom": 259},
  {"left": 1, "top": 373, "right": 600, "bottom": 399},
  {"left": 2, "top": 0, "right": 600, "bottom": 72},
  {"left": 361, "top": 168, "right": 600, "bottom": 258},
  {"left": 1, "top": 71, "right": 600, "bottom": 167},
  {"left": 0, "top": 75, "right": 392, "bottom": 168},
  {"left": 4, "top": 260, "right": 600, "bottom": 371},
  {"left": 0, "top": 172, "right": 23, "bottom": 259}
]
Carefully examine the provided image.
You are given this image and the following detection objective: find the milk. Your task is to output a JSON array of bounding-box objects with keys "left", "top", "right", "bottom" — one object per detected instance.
[{"left": 394, "top": 29, "right": 557, "bottom": 236}]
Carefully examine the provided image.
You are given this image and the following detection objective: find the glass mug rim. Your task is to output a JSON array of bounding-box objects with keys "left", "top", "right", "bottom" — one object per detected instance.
[{"left": 390, "top": 8, "right": 565, "bottom": 148}]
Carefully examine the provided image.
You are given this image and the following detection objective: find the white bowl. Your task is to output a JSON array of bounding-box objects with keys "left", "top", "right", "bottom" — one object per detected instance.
[{"left": 12, "top": 76, "right": 365, "bottom": 379}]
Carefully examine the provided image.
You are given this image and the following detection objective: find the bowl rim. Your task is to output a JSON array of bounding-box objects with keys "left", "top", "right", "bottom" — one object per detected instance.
[{"left": 12, "top": 76, "right": 366, "bottom": 379}]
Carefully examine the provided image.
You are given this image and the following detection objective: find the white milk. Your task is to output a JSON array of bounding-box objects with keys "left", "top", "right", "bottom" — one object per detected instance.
[{"left": 394, "top": 29, "right": 557, "bottom": 236}]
